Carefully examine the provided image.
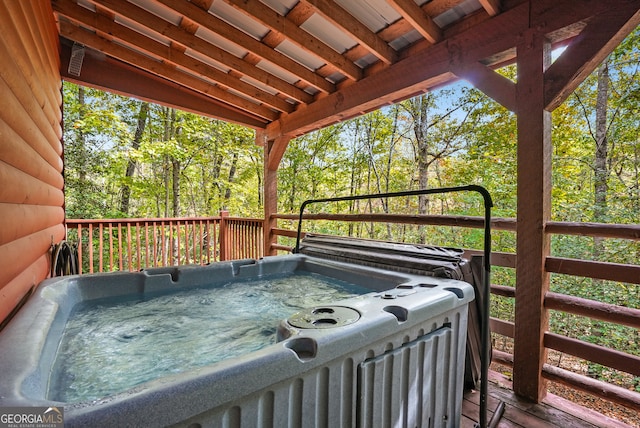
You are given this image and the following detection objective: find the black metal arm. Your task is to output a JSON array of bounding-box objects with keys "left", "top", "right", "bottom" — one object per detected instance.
[{"left": 294, "top": 185, "right": 494, "bottom": 428}]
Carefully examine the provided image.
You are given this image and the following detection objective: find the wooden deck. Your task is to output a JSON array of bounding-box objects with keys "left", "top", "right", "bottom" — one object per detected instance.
[{"left": 461, "top": 372, "right": 633, "bottom": 428}]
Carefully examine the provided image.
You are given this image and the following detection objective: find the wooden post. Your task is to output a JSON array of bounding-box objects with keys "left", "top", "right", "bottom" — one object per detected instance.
[
  {"left": 513, "top": 29, "right": 552, "bottom": 402},
  {"left": 262, "top": 131, "right": 278, "bottom": 257},
  {"left": 219, "top": 210, "right": 229, "bottom": 261}
]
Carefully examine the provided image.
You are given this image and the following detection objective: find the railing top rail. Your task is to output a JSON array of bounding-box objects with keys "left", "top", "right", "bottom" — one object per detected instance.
[
  {"left": 224, "top": 217, "right": 265, "bottom": 223},
  {"left": 274, "top": 212, "right": 516, "bottom": 230},
  {"left": 546, "top": 221, "right": 640, "bottom": 240},
  {"left": 66, "top": 216, "right": 223, "bottom": 225},
  {"left": 274, "top": 214, "right": 639, "bottom": 241}
]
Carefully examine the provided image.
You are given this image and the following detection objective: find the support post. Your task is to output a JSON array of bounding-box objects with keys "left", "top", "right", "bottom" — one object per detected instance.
[
  {"left": 261, "top": 132, "right": 279, "bottom": 256},
  {"left": 513, "top": 29, "right": 552, "bottom": 402},
  {"left": 218, "top": 210, "right": 229, "bottom": 261}
]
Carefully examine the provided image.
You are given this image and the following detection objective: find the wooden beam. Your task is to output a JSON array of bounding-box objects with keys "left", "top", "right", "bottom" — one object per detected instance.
[
  {"left": 545, "top": 257, "right": 640, "bottom": 285},
  {"left": 545, "top": 332, "right": 640, "bottom": 377},
  {"left": 58, "top": 22, "right": 279, "bottom": 121},
  {"left": 0, "top": 204, "right": 64, "bottom": 246},
  {"left": 513, "top": 28, "right": 552, "bottom": 403},
  {"left": 265, "top": 2, "right": 529, "bottom": 139},
  {"left": 156, "top": 0, "right": 334, "bottom": 95},
  {"left": 545, "top": 291, "right": 640, "bottom": 329},
  {"left": 451, "top": 61, "right": 517, "bottom": 112},
  {"left": 300, "top": 0, "right": 397, "bottom": 65},
  {"left": 0, "top": 255, "right": 50, "bottom": 326},
  {"left": 542, "top": 364, "right": 640, "bottom": 411},
  {"left": 479, "top": 0, "right": 501, "bottom": 16},
  {"left": 545, "top": 221, "right": 640, "bottom": 240},
  {"left": 544, "top": 4, "right": 640, "bottom": 111},
  {"left": 266, "top": 135, "right": 292, "bottom": 171},
  {"left": 375, "top": 0, "right": 480, "bottom": 49},
  {"left": 0, "top": 118, "right": 64, "bottom": 189},
  {"left": 60, "top": 41, "right": 269, "bottom": 129},
  {"left": 53, "top": 0, "right": 294, "bottom": 114},
  {"left": 90, "top": 0, "right": 312, "bottom": 104},
  {"left": 1, "top": 1, "right": 61, "bottom": 126},
  {"left": 530, "top": 0, "right": 640, "bottom": 37},
  {"left": 0, "top": 68, "right": 63, "bottom": 172},
  {"left": 224, "top": 0, "right": 363, "bottom": 81},
  {"left": 261, "top": 132, "right": 279, "bottom": 257},
  {"left": 387, "top": 0, "right": 442, "bottom": 44},
  {"left": 0, "top": 225, "right": 65, "bottom": 292},
  {"left": 0, "top": 160, "right": 64, "bottom": 206}
]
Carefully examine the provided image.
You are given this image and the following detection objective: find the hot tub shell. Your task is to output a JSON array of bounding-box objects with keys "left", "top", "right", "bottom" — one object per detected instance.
[{"left": 0, "top": 254, "right": 473, "bottom": 427}]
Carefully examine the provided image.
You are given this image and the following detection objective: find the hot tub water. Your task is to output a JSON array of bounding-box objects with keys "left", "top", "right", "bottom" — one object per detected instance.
[{"left": 50, "top": 272, "right": 370, "bottom": 402}]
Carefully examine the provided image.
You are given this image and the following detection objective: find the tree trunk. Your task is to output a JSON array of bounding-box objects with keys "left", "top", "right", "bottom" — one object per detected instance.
[
  {"left": 120, "top": 102, "right": 149, "bottom": 215},
  {"left": 76, "top": 86, "right": 86, "bottom": 182},
  {"left": 209, "top": 153, "right": 223, "bottom": 211},
  {"left": 412, "top": 95, "right": 431, "bottom": 243},
  {"left": 172, "top": 158, "right": 180, "bottom": 217},
  {"left": 224, "top": 152, "right": 238, "bottom": 206},
  {"left": 593, "top": 62, "right": 609, "bottom": 252},
  {"left": 589, "top": 61, "right": 610, "bottom": 378}
]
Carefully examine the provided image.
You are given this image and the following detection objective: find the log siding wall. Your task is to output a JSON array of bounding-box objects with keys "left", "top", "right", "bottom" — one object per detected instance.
[{"left": 0, "top": 1, "right": 64, "bottom": 326}]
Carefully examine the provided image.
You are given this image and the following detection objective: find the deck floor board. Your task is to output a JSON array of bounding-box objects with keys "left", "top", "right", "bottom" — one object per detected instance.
[{"left": 461, "top": 372, "right": 633, "bottom": 428}]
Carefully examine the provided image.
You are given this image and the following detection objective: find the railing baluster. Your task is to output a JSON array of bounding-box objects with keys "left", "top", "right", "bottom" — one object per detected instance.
[
  {"left": 192, "top": 220, "right": 197, "bottom": 264},
  {"left": 168, "top": 221, "right": 174, "bottom": 265},
  {"left": 198, "top": 220, "right": 203, "bottom": 265},
  {"left": 98, "top": 223, "right": 104, "bottom": 273},
  {"left": 212, "top": 220, "right": 218, "bottom": 262},
  {"left": 153, "top": 223, "right": 158, "bottom": 267},
  {"left": 118, "top": 224, "right": 123, "bottom": 271},
  {"left": 127, "top": 223, "right": 132, "bottom": 272},
  {"left": 109, "top": 223, "right": 113, "bottom": 272},
  {"left": 176, "top": 220, "right": 182, "bottom": 265},
  {"left": 204, "top": 220, "right": 210, "bottom": 264},
  {"left": 161, "top": 221, "right": 167, "bottom": 267},
  {"left": 88, "top": 224, "right": 94, "bottom": 274},
  {"left": 77, "top": 224, "right": 83, "bottom": 275},
  {"left": 136, "top": 222, "right": 141, "bottom": 271},
  {"left": 184, "top": 221, "right": 190, "bottom": 264},
  {"left": 144, "top": 221, "right": 150, "bottom": 269}
]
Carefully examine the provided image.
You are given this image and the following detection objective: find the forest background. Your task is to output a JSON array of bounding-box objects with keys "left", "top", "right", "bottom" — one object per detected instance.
[{"left": 63, "top": 28, "right": 639, "bottom": 410}]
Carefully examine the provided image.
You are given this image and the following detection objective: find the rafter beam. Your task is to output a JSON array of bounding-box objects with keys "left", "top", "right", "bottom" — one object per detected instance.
[
  {"left": 90, "top": 0, "right": 313, "bottom": 104},
  {"left": 58, "top": 20, "right": 279, "bottom": 122},
  {"left": 223, "top": 0, "right": 363, "bottom": 81},
  {"left": 265, "top": 1, "right": 530, "bottom": 140},
  {"left": 59, "top": 41, "right": 267, "bottom": 128},
  {"left": 452, "top": 61, "right": 516, "bottom": 112},
  {"left": 155, "top": 0, "right": 334, "bottom": 95},
  {"left": 387, "top": 0, "right": 442, "bottom": 44},
  {"left": 479, "top": 0, "right": 501, "bottom": 16},
  {"left": 266, "top": 135, "right": 291, "bottom": 170},
  {"left": 301, "top": 0, "right": 397, "bottom": 64},
  {"left": 544, "top": 3, "right": 640, "bottom": 111},
  {"left": 53, "top": 0, "right": 294, "bottom": 114}
]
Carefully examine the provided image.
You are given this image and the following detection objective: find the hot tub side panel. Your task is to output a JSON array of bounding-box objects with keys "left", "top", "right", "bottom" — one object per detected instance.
[{"left": 165, "top": 304, "right": 470, "bottom": 428}]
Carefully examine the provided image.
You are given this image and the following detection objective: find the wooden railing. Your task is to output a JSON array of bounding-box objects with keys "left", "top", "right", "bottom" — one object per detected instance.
[
  {"left": 272, "top": 212, "right": 640, "bottom": 411},
  {"left": 65, "top": 213, "right": 264, "bottom": 274}
]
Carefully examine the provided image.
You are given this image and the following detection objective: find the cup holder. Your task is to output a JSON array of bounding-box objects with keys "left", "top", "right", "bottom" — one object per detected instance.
[{"left": 288, "top": 306, "right": 360, "bottom": 329}]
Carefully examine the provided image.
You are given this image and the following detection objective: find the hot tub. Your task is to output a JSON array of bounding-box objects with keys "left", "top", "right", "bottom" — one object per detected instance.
[{"left": 0, "top": 253, "right": 473, "bottom": 427}]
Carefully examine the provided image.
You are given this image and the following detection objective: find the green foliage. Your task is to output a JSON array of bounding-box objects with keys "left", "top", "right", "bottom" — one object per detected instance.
[{"left": 63, "top": 83, "right": 262, "bottom": 219}]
